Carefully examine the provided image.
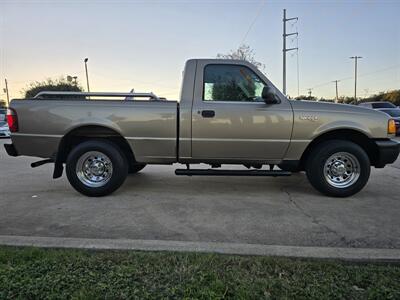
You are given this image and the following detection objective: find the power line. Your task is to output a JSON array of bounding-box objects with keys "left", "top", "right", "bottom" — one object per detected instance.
[
  {"left": 309, "top": 64, "right": 400, "bottom": 92},
  {"left": 239, "top": 0, "right": 266, "bottom": 46},
  {"left": 358, "top": 64, "right": 400, "bottom": 78}
]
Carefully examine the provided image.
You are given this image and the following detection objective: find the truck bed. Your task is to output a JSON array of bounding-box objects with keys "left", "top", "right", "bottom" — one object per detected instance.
[{"left": 10, "top": 99, "right": 178, "bottom": 163}]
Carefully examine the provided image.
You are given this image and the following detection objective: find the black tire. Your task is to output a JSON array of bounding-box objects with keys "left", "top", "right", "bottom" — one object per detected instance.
[
  {"left": 66, "top": 140, "right": 128, "bottom": 197},
  {"left": 129, "top": 163, "right": 146, "bottom": 174},
  {"left": 305, "top": 140, "right": 370, "bottom": 197}
]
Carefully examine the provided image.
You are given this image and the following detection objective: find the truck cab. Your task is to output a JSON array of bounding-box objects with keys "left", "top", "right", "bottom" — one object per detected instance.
[{"left": 179, "top": 59, "right": 293, "bottom": 164}]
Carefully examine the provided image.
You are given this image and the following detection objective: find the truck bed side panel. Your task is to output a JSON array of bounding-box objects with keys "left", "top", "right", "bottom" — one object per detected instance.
[{"left": 10, "top": 99, "right": 178, "bottom": 163}]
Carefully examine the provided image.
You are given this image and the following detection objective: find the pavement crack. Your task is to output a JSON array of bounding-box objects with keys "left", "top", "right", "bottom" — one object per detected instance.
[{"left": 281, "top": 187, "right": 341, "bottom": 238}]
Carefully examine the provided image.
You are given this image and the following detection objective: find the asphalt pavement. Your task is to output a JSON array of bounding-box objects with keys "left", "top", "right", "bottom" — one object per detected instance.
[{"left": 0, "top": 139, "right": 399, "bottom": 250}]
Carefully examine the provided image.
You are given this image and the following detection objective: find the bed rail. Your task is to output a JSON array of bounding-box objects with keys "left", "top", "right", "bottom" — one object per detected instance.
[{"left": 33, "top": 91, "right": 159, "bottom": 100}]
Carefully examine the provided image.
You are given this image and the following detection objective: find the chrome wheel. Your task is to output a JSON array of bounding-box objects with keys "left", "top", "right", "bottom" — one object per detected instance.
[
  {"left": 323, "top": 152, "right": 360, "bottom": 188},
  {"left": 76, "top": 151, "right": 113, "bottom": 188}
]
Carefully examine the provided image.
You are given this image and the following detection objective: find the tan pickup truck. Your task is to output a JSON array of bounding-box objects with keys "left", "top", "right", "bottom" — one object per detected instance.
[{"left": 4, "top": 59, "right": 400, "bottom": 197}]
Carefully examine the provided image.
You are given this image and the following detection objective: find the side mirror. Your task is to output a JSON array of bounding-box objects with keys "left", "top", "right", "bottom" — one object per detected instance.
[{"left": 262, "top": 86, "right": 280, "bottom": 105}]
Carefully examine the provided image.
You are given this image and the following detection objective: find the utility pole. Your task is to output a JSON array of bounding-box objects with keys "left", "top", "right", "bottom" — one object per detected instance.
[
  {"left": 350, "top": 56, "right": 362, "bottom": 102},
  {"left": 282, "top": 9, "right": 298, "bottom": 95},
  {"left": 307, "top": 88, "right": 313, "bottom": 98},
  {"left": 332, "top": 80, "right": 340, "bottom": 103},
  {"left": 84, "top": 58, "right": 90, "bottom": 94},
  {"left": 4, "top": 79, "right": 10, "bottom": 107}
]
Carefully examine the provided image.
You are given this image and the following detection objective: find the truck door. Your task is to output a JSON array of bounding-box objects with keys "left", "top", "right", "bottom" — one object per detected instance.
[{"left": 191, "top": 62, "right": 293, "bottom": 160}]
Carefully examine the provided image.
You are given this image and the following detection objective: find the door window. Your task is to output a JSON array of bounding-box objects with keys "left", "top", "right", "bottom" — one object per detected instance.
[{"left": 203, "top": 64, "right": 267, "bottom": 102}]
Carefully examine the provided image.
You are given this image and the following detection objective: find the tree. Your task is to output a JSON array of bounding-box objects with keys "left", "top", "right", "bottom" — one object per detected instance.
[
  {"left": 0, "top": 99, "right": 6, "bottom": 108},
  {"left": 217, "top": 44, "right": 265, "bottom": 70},
  {"left": 23, "top": 77, "right": 84, "bottom": 99},
  {"left": 294, "top": 95, "right": 317, "bottom": 101},
  {"left": 337, "top": 96, "right": 356, "bottom": 104},
  {"left": 382, "top": 90, "right": 400, "bottom": 105},
  {"left": 211, "top": 78, "right": 255, "bottom": 101},
  {"left": 359, "top": 90, "right": 400, "bottom": 106},
  {"left": 212, "top": 44, "right": 264, "bottom": 101}
]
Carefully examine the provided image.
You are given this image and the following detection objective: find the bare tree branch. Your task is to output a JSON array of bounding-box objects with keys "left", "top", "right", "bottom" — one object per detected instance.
[{"left": 217, "top": 44, "right": 265, "bottom": 70}]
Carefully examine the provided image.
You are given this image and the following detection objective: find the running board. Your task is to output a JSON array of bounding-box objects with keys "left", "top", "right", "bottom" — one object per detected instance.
[
  {"left": 175, "top": 169, "right": 291, "bottom": 176},
  {"left": 31, "top": 158, "right": 54, "bottom": 168}
]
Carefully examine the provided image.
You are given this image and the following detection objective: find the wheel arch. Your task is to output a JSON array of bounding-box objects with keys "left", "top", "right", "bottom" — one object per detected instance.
[
  {"left": 299, "top": 129, "right": 379, "bottom": 169},
  {"left": 53, "top": 125, "right": 136, "bottom": 178}
]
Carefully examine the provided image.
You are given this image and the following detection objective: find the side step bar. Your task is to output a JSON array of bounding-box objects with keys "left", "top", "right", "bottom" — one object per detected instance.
[
  {"left": 175, "top": 169, "right": 291, "bottom": 176},
  {"left": 31, "top": 158, "right": 54, "bottom": 168}
]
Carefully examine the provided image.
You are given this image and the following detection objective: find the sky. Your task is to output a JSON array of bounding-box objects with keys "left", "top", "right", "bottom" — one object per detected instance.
[{"left": 0, "top": 0, "right": 399, "bottom": 101}]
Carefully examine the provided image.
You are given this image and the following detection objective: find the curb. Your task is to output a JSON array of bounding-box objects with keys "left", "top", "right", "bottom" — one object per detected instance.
[{"left": 1, "top": 235, "right": 400, "bottom": 262}]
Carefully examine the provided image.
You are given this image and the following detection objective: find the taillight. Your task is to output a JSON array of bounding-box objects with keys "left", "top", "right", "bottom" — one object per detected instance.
[{"left": 6, "top": 108, "right": 18, "bottom": 132}]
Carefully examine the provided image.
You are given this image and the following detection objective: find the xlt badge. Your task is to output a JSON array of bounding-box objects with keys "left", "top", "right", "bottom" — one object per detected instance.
[{"left": 299, "top": 115, "right": 318, "bottom": 121}]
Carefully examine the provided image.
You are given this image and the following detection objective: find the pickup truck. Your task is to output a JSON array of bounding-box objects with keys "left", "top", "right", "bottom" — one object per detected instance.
[{"left": 4, "top": 59, "right": 400, "bottom": 197}]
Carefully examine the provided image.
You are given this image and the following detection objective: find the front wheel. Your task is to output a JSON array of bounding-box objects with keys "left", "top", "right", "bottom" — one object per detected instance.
[
  {"left": 66, "top": 140, "right": 128, "bottom": 197},
  {"left": 129, "top": 163, "right": 146, "bottom": 174},
  {"left": 305, "top": 140, "right": 370, "bottom": 197}
]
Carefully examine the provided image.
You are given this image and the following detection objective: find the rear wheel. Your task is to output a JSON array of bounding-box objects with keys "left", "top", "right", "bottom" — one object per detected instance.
[
  {"left": 305, "top": 140, "right": 370, "bottom": 197},
  {"left": 66, "top": 140, "right": 128, "bottom": 197}
]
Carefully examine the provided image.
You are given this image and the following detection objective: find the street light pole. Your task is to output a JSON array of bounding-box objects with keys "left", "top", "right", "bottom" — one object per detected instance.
[
  {"left": 84, "top": 58, "right": 90, "bottom": 94},
  {"left": 4, "top": 79, "right": 10, "bottom": 107},
  {"left": 350, "top": 56, "right": 362, "bottom": 102}
]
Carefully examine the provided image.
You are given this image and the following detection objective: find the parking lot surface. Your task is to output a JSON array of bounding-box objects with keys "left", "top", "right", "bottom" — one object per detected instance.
[{"left": 0, "top": 139, "right": 399, "bottom": 249}]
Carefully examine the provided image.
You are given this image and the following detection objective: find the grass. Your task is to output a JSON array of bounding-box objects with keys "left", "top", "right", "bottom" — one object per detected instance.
[{"left": 0, "top": 246, "right": 399, "bottom": 299}]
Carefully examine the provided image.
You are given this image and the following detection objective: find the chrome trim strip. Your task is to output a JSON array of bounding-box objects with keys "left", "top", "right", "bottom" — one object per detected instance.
[
  {"left": 192, "top": 138, "right": 311, "bottom": 143},
  {"left": 12, "top": 133, "right": 63, "bottom": 138},
  {"left": 126, "top": 137, "right": 176, "bottom": 141}
]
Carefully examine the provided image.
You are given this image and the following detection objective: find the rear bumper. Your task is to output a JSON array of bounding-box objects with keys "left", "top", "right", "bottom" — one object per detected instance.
[
  {"left": 4, "top": 143, "right": 18, "bottom": 157},
  {"left": 374, "top": 139, "right": 400, "bottom": 167}
]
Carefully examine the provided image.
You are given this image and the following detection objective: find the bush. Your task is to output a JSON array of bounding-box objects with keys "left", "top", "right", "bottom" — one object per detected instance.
[
  {"left": 337, "top": 96, "right": 356, "bottom": 104},
  {"left": 294, "top": 95, "right": 317, "bottom": 101},
  {"left": 23, "top": 77, "right": 84, "bottom": 99}
]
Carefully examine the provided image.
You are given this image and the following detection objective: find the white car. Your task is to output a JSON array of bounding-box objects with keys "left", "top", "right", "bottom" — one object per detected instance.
[{"left": 0, "top": 121, "right": 11, "bottom": 138}]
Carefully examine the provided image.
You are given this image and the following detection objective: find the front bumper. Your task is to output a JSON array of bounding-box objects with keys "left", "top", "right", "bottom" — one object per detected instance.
[
  {"left": 4, "top": 143, "right": 18, "bottom": 157},
  {"left": 374, "top": 139, "right": 400, "bottom": 167}
]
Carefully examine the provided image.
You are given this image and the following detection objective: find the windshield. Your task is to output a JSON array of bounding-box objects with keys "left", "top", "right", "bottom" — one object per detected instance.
[
  {"left": 381, "top": 109, "right": 400, "bottom": 118},
  {"left": 372, "top": 102, "right": 396, "bottom": 109}
]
